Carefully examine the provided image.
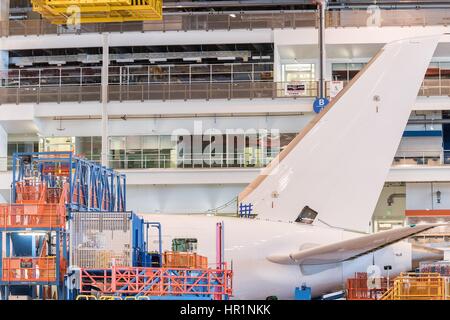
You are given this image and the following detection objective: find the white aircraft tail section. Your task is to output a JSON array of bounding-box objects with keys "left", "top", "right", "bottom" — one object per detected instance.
[{"left": 239, "top": 35, "right": 440, "bottom": 233}]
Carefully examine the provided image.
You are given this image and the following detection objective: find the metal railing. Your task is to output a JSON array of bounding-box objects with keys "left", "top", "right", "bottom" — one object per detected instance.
[
  {"left": 0, "top": 11, "right": 317, "bottom": 37},
  {"left": 0, "top": 82, "right": 319, "bottom": 104},
  {"left": 2, "top": 9, "right": 450, "bottom": 37},
  {"left": 393, "top": 150, "right": 447, "bottom": 167},
  {"left": 327, "top": 9, "right": 450, "bottom": 28},
  {"left": 108, "top": 152, "right": 278, "bottom": 170},
  {"left": 1, "top": 257, "right": 59, "bottom": 282},
  {"left": 2, "top": 149, "right": 450, "bottom": 172},
  {"left": 2, "top": 79, "right": 450, "bottom": 104}
]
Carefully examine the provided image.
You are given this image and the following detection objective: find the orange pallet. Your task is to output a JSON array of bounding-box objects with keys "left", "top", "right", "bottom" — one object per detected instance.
[{"left": 163, "top": 252, "right": 208, "bottom": 269}]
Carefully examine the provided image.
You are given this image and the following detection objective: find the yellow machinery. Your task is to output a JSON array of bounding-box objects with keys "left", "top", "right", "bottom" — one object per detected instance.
[
  {"left": 380, "top": 273, "right": 446, "bottom": 300},
  {"left": 31, "top": 0, "right": 163, "bottom": 24}
]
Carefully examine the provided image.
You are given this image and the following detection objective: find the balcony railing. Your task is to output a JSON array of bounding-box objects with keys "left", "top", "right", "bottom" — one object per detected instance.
[
  {"left": 0, "top": 11, "right": 317, "bottom": 37},
  {"left": 327, "top": 9, "right": 450, "bottom": 28},
  {"left": 1, "top": 9, "right": 450, "bottom": 37},
  {"left": 1, "top": 79, "right": 449, "bottom": 104},
  {"left": 393, "top": 150, "right": 447, "bottom": 167},
  {"left": 1, "top": 150, "right": 450, "bottom": 173},
  {"left": 109, "top": 152, "right": 277, "bottom": 170},
  {"left": 0, "top": 82, "right": 319, "bottom": 104}
]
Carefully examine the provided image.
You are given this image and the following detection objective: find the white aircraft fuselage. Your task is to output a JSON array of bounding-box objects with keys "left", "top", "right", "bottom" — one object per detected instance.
[{"left": 146, "top": 214, "right": 411, "bottom": 300}]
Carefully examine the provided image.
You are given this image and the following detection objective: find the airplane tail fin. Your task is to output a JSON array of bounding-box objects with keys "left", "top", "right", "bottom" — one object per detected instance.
[{"left": 239, "top": 35, "right": 441, "bottom": 232}]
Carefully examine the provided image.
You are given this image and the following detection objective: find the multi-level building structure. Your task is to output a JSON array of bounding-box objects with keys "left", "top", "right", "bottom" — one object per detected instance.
[{"left": 1, "top": 0, "right": 450, "bottom": 245}]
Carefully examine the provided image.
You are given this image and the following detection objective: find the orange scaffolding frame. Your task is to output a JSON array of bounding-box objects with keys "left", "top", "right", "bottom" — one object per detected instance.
[
  {"left": 346, "top": 272, "right": 393, "bottom": 300},
  {"left": 1, "top": 257, "right": 67, "bottom": 283},
  {"left": 80, "top": 266, "right": 233, "bottom": 299}
]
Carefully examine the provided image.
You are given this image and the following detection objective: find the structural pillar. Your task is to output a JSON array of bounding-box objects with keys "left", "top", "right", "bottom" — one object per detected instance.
[
  {"left": 317, "top": 0, "right": 327, "bottom": 98},
  {"left": 0, "top": 1, "right": 9, "bottom": 84},
  {"left": 0, "top": 125, "right": 7, "bottom": 172},
  {"left": 101, "top": 34, "right": 109, "bottom": 167}
]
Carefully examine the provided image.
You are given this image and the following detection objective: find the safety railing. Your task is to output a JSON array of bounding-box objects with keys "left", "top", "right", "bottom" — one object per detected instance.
[
  {"left": 0, "top": 203, "right": 66, "bottom": 229},
  {"left": 388, "top": 273, "right": 446, "bottom": 300},
  {"left": 0, "top": 11, "right": 318, "bottom": 37},
  {"left": 346, "top": 272, "right": 392, "bottom": 300},
  {"left": 393, "top": 150, "right": 444, "bottom": 167},
  {"left": 2, "top": 9, "right": 450, "bottom": 38},
  {"left": 108, "top": 152, "right": 278, "bottom": 170},
  {"left": 2, "top": 79, "right": 450, "bottom": 105},
  {"left": 79, "top": 266, "right": 233, "bottom": 299},
  {"left": 0, "top": 82, "right": 319, "bottom": 104},
  {"left": 1, "top": 257, "right": 58, "bottom": 282},
  {"left": 327, "top": 9, "right": 450, "bottom": 28}
]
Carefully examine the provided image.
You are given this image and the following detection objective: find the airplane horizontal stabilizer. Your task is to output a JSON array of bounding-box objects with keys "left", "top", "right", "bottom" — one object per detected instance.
[{"left": 267, "top": 224, "right": 440, "bottom": 265}]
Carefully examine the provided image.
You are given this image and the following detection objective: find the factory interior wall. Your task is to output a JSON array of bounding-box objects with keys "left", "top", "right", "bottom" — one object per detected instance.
[
  {"left": 126, "top": 184, "right": 245, "bottom": 214},
  {"left": 406, "top": 182, "right": 450, "bottom": 210},
  {"left": 372, "top": 184, "right": 406, "bottom": 232}
]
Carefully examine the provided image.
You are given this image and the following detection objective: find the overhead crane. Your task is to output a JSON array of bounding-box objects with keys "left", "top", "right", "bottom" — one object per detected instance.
[{"left": 31, "top": 0, "right": 163, "bottom": 24}]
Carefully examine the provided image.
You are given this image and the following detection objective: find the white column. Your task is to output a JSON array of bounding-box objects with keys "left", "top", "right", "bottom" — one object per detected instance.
[
  {"left": 101, "top": 34, "right": 109, "bottom": 167},
  {"left": 318, "top": 0, "right": 327, "bottom": 97},
  {"left": 0, "top": 125, "right": 7, "bottom": 172},
  {"left": 0, "top": 1, "right": 9, "bottom": 77}
]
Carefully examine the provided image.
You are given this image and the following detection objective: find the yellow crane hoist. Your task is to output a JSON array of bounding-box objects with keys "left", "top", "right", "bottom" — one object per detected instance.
[{"left": 31, "top": 0, "right": 163, "bottom": 24}]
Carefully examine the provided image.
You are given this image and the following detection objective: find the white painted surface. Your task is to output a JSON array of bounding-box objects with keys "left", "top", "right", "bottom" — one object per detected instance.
[
  {"left": 32, "top": 115, "right": 313, "bottom": 137},
  {"left": 127, "top": 184, "right": 242, "bottom": 214},
  {"left": 406, "top": 182, "right": 450, "bottom": 210},
  {"left": 144, "top": 214, "right": 411, "bottom": 299},
  {"left": 241, "top": 36, "right": 440, "bottom": 233},
  {"left": 0, "top": 29, "right": 272, "bottom": 50}
]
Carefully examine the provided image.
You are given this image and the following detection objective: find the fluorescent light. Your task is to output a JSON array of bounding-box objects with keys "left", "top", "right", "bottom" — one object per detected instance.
[
  {"left": 115, "top": 59, "right": 135, "bottom": 63},
  {"left": 149, "top": 58, "right": 167, "bottom": 63},
  {"left": 183, "top": 57, "right": 202, "bottom": 62},
  {"left": 217, "top": 57, "right": 236, "bottom": 61},
  {"left": 229, "top": 14, "right": 236, "bottom": 18},
  {"left": 18, "top": 232, "right": 46, "bottom": 236}
]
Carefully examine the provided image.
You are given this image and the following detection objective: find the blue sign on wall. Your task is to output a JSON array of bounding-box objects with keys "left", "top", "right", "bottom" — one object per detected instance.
[{"left": 313, "top": 97, "right": 329, "bottom": 114}]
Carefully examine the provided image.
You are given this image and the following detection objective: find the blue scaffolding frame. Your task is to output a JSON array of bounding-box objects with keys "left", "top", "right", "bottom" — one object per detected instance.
[
  {"left": 11, "top": 151, "right": 126, "bottom": 212},
  {"left": 0, "top": 151, "right": 127, "bottom": 300}
]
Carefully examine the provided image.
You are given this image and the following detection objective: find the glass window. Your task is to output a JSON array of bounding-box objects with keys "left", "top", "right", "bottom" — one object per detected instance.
[
  {"left": 172, "top": 238, "right": 198, "bottom": 253},
  {"left": 110, "top": 137, "right": 126, "bottom": 150},
  {"left": 126, "top": 136, "right": 142, "bottom": 150},
  {"left": 283, "top": 64, "right": 315, "bottom": 82},
  {"left": 348, "top": 63, "right": 364, "bottom": 80},
  {"left": 142, "top": 136, "right": 159, "bottom": 169},
  {"left": 440, "top": 62, "right": 450, "bottom": 80},
  {"left": 331, "top": 63, "right": 347, "bottom": 81},
  {"left": 75, "top": 137, "right": 92, "bottom": 158}
]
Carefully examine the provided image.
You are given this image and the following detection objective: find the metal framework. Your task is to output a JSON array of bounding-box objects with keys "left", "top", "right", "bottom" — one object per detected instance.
[
  {"left": 381, "top": 273, "right": 447, "bottom": 300},
  {"left": 12, "top": 152, "right": 126, "bottom": 212},
  {"left": 31, "top": 0, "right": 163, "bottom": 24},
  {"left": 79, "top": 266, "right": 233, "bottom": 300},
  {"left": 0, "top": 152, "right": 127, "bottom": 300}
]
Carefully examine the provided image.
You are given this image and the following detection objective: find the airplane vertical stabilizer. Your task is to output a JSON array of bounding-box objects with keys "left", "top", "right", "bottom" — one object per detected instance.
[{"left": 238, "top": 35, "right": 440, "bottom": 233}]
